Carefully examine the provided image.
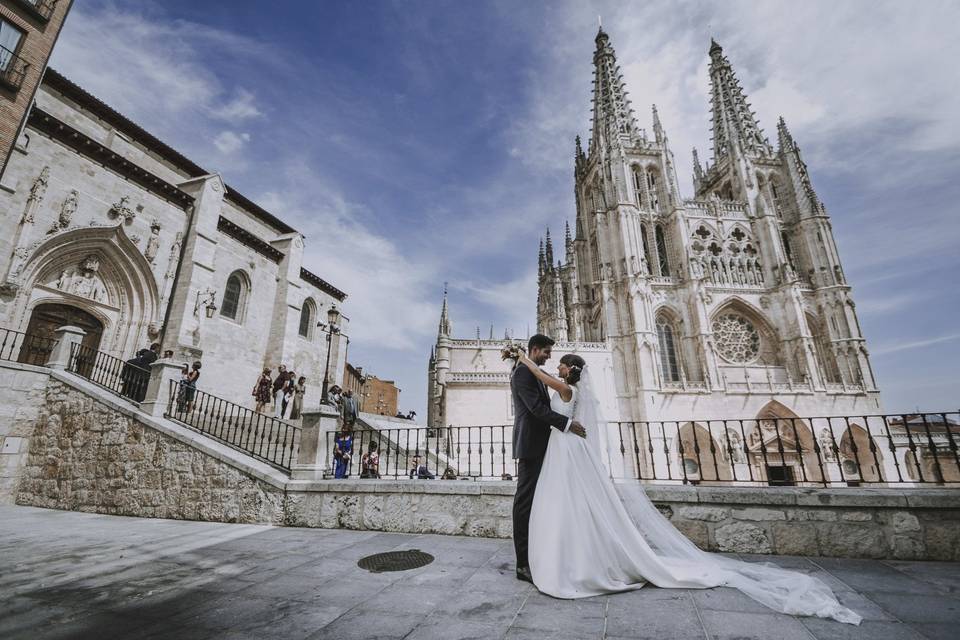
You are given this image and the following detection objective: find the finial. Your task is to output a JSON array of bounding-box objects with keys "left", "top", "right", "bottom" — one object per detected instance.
[{"left": 709, "top": 38, "right": 722, "bottom": 55}]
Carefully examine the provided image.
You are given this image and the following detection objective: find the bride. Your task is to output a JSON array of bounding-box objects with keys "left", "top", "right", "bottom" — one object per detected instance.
[{"left": 513, "top": 351, "right": 861, "bottom": 625}]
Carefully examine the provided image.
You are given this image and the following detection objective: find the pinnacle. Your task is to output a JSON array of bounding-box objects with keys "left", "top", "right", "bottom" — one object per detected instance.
[{"left": 709, "top": 38, "right": 723, "bottom": 55}]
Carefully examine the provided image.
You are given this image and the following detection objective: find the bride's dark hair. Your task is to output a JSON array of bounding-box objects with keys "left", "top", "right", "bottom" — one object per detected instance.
[{"left": 560, "top": 354, "right": 586, "bottom": 385}]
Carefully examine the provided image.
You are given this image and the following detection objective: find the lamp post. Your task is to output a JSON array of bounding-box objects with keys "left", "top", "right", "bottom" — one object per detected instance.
[
  {"left": 317, "top": 306, "right": 342, "bottom": 405},
  {"left": 193, "top": 288, "right": 217, "bottom": 318}
]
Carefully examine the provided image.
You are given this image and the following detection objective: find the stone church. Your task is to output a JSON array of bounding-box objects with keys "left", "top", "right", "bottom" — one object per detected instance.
[
  {"left": 0, "top": 69, "right": 348, "bottom": 406},
  {"left": 429, "top": 29, "right": 885, "bottom": 482}
]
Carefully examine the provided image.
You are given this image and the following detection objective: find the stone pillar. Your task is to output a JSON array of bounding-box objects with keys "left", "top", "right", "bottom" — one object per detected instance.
[
  {"left": 291, "top": 404, "right": 340, "bottom": 481},
  {"left": 45, "top": 325, "right": 86, "bottom": 370},
  {"left": 140, "top": 360, "right": 190, "bottom": 418}
]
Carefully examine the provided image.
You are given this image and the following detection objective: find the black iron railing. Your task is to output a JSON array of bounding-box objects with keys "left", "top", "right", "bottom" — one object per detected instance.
[
  {"left": 0, "top": 327, "right": 57, "bottom": 366},
  {"left": 335, "top": 412, "right": 959, "bottom": 486},
  {"left": 165, "top": 380, "right": 300, "bottom": 471},
  {"left": 12, "top": 0, "right": 57, "bottom": 22},
  {"left": 608, "top": 413, "right": 960, "bottom": 486},
  {"left": 327, "top": 425, "right": 513, "bottom": 480},
  {"left": 67, "top": 343, "right": 151, "bottom": 402},
  {"left": 0, "top": 44, "right": 29, "bottom": 92}
]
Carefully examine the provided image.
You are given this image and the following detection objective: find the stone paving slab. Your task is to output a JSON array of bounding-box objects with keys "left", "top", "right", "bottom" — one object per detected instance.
[{"left": 2, "top": 506, "right": 960, "bottom": 640}]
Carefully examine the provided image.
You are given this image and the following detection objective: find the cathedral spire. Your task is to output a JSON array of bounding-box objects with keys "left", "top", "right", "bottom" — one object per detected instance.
[
  {"left": 564, "top": 220, "right": 573, "bottom": 257},
  {"left": 776, "top": 115, "right": 794, "bottom": 151},
  {"left": 438, "top": 283, "right": 452, "bottom": 337},
  {"left": 708, "top": 39, "right": 772, "bottom": 162},
  {"left": 538, "top": 238, "right": 545, "bottom": 277},
  {"left": 652, "top": 104, "right": 664, "bottom": 143},
  {"left": 544, "top": 228, "right": 554, "bottom": 267},
  {"left": 692, "top": 147, "right": 704, "bottom": 183},
  {"left": 590, "top": 26, "right": 639, "bottom": 150},
  {"left": 777, "top": 115, "right": 824, "bottom": 214}
]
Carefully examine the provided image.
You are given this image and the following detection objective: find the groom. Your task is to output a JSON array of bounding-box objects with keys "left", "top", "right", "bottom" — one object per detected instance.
[{"left": 511, "top": 333, "right": 585, "bottom": 583}]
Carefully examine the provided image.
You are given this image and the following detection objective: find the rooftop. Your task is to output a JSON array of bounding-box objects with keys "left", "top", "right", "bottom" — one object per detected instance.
[{"left": 3, "top": 506, "right": 957, "bottom": 640}]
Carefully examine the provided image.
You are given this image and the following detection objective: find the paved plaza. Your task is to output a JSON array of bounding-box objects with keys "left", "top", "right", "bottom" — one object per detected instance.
[{"left": 1, "top": 506, "right": 957, "bottom": 640}]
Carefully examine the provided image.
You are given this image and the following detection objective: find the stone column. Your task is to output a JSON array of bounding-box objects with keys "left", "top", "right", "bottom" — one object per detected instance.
[
  {"left": 45, "top": 326, "right": 86, "bottom": 371},
  {"left": 291, "top": 404, "right": 340, "bottom": 481},
  {"left": 140, "top": 360, "right": 190, "bottom": 418}
]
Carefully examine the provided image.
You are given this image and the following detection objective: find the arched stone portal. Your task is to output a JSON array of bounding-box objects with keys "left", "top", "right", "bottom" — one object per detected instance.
[
  {"left": 747, "top": 400, "right": 823, "bottom": 485},
  {"left": 10, "top": 224, "right": 162, "bottom": 360}
]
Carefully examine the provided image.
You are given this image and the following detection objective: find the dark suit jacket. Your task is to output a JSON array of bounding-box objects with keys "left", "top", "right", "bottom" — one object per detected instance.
[{"left": 511, "top": 363, "right": 569, "bottom": 460}]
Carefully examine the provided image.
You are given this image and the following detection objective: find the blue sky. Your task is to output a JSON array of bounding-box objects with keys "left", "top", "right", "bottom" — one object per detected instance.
[{"left": 51, "top": 0, "right": 960, "bottom": 415}]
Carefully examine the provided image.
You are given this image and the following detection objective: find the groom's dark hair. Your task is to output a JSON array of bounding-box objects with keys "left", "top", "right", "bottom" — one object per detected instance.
[{"left": 528, "top": 334, "right": 555, "bottom": 352}]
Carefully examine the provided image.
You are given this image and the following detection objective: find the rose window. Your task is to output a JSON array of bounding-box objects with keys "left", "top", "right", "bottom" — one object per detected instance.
[{"left": 712, "top": 313, "right": 761, "bottom": 363}]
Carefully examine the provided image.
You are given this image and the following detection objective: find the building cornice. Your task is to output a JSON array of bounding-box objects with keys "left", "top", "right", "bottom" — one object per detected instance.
[
  {"left": 299, "top": 267, "right": 347, "bottom": 302},
  {"left": 27, "top": 107, "right": 194, "bottom": 210},
  {"left": 217, "top": 216, "right": 284, "bottom": 263}
]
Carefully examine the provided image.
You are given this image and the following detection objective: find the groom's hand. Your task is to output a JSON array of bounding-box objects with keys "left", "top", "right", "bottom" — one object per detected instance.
[{"left": 569, "top": 421, "right": 586, "bottom": 438}]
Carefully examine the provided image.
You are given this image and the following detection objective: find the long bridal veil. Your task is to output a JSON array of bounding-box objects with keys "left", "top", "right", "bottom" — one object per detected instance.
[{"left": 574, "top": 368, "right": 861, "bottom": 625}]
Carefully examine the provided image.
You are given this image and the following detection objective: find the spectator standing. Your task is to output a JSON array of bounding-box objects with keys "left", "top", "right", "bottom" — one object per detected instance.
[
  {"left": 408, "top": 455, "right": 435, "bottom": 479},
  {"left": 182, "top": 361, "right": 201, "bottom": 412},
  {"left": 122, "top": 342, "right": 159, "bottom": 401},
  {"left": 333, "top": 424, "right": 353, "bottom": 479},
  {"left": 360, "top": 441, "right": 380, "bottom": 478},
  {"left": 342, "top": 390, "right": 358, "bottom": 428},
  {"left": 252, "top": 368, "right": 272, "bottom": 414},
  {"left": 175, "top": 363, "right": 190, "bottom": 412},
  {"left": 272, "top": 365, "right": 288, "bottom": 417},
  {"left": 280, "top": 370, "right": 296, "bottom": 420},
  {"left": 290, "top": 376, "right": 306, "bottom": 420}
]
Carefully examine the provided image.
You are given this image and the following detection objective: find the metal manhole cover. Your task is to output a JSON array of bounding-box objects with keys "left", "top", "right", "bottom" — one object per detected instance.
[{"left": 358, "top": 549, "right": 434, "bottom": 573}]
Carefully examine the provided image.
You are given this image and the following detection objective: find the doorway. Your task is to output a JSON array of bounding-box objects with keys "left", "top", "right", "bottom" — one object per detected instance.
[
  {"left": 766, "top": 465, "right": 796, "bottom": 486},
  {"left": 20, "top": 303, "right": 104, "bottom": 367}
]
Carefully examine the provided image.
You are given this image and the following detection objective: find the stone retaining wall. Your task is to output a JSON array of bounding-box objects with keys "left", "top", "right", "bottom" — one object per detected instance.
[
  {"left": 9, "top": 364, "right": 960, "bottom": 560},
  {"left": 0, "top": 363, "right": 48, "bottom": 504},
  {"left": 286, "top": 480, "right": 960, "bottom": 561},
  {"left": 16, "top": 376, "right": 285, "bottom": 524}
]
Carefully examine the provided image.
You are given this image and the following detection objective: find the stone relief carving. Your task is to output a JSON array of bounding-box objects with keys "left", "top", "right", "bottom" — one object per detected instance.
[
  {"left": 22, "top": 166, "right": 49, "bottom": 223},
  {"left": 48, "top": 190, "right": 79, "bottom": 234},
  {"left": 129, "top": 234, "right": 142, "bottom": 247},
  {"left": 109, "top": 196, "right": 136, "bottom": 222},
  {"left": 52, "top": 254, "right": 108, "bottom": 303},
  {"left": 160, "top": 231, "right": 183, "bottom": 305},
  {"left": 144, "top": 219, "right": 161, "bottom": 263}
]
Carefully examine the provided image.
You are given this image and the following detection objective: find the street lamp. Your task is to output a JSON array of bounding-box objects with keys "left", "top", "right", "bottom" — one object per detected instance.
[
  {"left": 317, "top": 306, "right": 342, "bottom": 405},
  {"left": 193, "top": 288, "right": 218, "bottom": 318}
]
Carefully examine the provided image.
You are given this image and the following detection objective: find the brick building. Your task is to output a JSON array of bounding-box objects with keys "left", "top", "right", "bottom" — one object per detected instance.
[
  {"left": 0, "top": 0, "right": 72, "bottom": 176},
  {"left": 342, "top": 362, "right": 401, "bottom": 415}
]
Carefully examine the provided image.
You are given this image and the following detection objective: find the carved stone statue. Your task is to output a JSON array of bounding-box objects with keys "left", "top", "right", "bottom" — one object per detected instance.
[
  {"left": 144, "top": 219, "right": 161, "bottom": 263},
  {"left": 48, "top": 190, "right": 79, "bottom": 234},
  {"left": 53, "top": 254, "right": 107, "bottom": 303},
  {"left": 22, "top": 166, "right": 50, "bottom": 223}
]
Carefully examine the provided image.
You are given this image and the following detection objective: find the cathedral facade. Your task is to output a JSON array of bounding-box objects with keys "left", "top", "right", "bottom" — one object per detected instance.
[
  {"left": 537, "top": 30, "right": 881, "bottom": 424},
  {"left": 0, "top": 69, "right": 349, "bottom": 407},
  {"left": 429, "top": 30, "right": 885, "bottom": 482}
]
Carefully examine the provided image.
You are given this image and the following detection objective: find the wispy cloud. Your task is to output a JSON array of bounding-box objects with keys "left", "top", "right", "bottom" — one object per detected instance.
[
  {"left": 212, "top": 131, "right": 250, "bottom": 155},
  {"left": 873, "top": 334, "right": 960, "bottom": 356}
]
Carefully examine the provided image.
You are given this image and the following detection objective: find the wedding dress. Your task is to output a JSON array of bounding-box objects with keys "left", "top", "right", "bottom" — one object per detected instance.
[{"left": 527, "top": 369, "right": 861, "bottom": 625}]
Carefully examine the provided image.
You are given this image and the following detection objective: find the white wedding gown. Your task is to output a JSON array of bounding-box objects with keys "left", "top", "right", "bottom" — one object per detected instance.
[{"left": 528, "top": 374, "right": 861, "bottom": 625}]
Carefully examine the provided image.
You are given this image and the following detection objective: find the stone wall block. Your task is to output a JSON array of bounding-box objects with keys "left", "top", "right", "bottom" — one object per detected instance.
[
  {"left": 676, "top": 506, "right": 729, "bottom": 522},
  {"left": 672, "top": 519, "right": 710, "bottom": 549},
  {"left": 816, "top": 523, "right": 887, "bottom": 558},
  {"left": 732, "top": 507, "right": 787, "bottom": 521},
  {"left": 839, "top": 511, "right": 873, "bottom": 522},
  {"left": 771, "top": 522, "right": 819, "bottom": 555},
  {"left": 714, "top": 522, "right": 772, "bottom": 553}
]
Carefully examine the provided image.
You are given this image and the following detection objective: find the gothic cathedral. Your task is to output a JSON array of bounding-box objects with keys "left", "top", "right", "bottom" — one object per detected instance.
[{"left": 536, "top": 29, "right": 880, "bottom": 422}]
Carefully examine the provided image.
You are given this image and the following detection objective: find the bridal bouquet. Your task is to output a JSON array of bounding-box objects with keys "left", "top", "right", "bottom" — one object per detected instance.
[{"left": 500, "top": 343, "right": 525, "bottom": 361}]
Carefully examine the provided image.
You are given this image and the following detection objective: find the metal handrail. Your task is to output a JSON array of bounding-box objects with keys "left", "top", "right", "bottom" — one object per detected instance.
[
  {"left": 67, "top": 343, "right": 151, "bottom": 402},
  {"left": 0, "top": 44, "right": 29, "bottom": 91},
  {"left": 165, "top": 379, "right": 301, "bottom": 471},
  {"left": 0, "top": 327, "right": 57, "bottom": 365}
]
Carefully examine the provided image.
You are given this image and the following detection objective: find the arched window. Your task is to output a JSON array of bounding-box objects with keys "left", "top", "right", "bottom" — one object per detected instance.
[
  {"left": 299, "top": 298, "right": 316, "bottom": 338},
  {"left": 807, "top": 313, "right": 840, "bottom": 383},
  {"left": 655, "top": 224, "right": 671, "bottom": 276},
  {"left": 646, "top": 169, "right": 660, "bottom": 212},
  {"left": 591, "top": 236, "right": 601, "bottom": 282},
  {"left": 220, "top": 271, "right": 248, "bottom": 321},
  {"left": 781, "top": 232, "right": 795, "bottom": 267},
  {"left": 632, "top": 166, "right": 643, "bottom": 207},
  {"left": 656, "top": 317, "right": 680, "bottom": 383}
]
